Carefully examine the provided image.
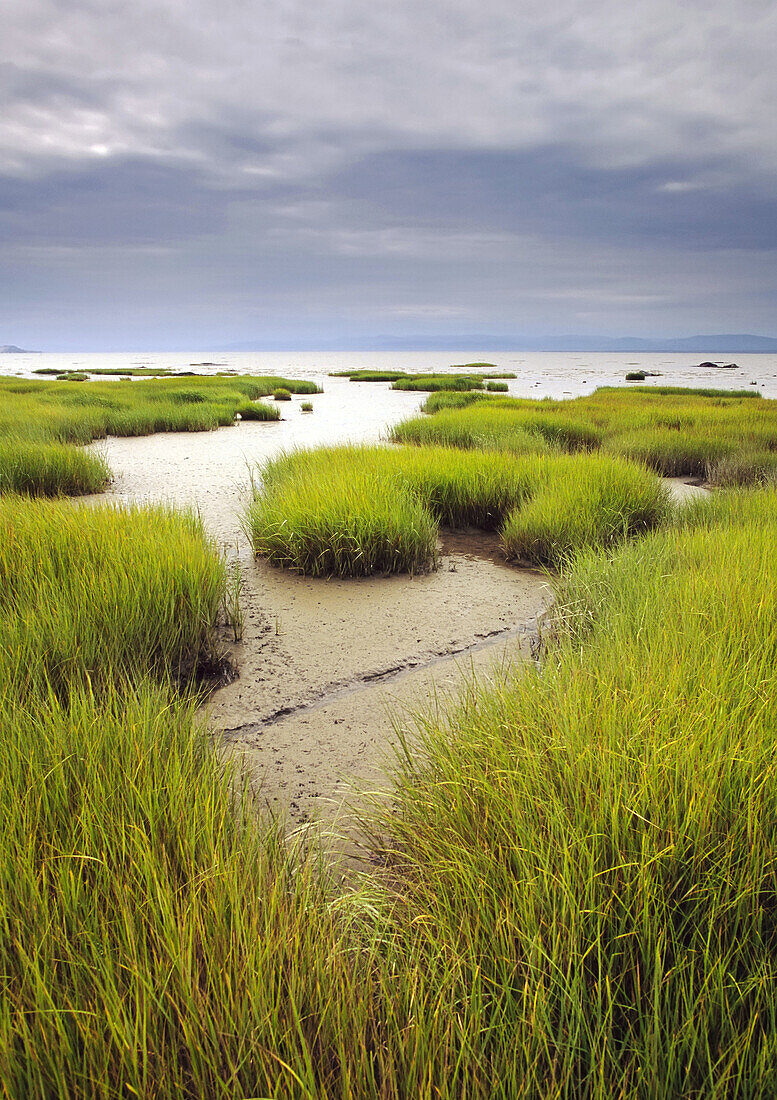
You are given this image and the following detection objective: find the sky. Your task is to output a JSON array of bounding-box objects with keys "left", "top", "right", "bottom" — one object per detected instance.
[{"left": 1, "top": 0, "right": 776, "bottom": 350}]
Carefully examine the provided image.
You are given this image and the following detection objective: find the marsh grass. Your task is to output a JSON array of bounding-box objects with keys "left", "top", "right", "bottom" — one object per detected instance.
[
  {"left": 396, "top": 385, "right": 777, "bottom": 479},
  {"left": 0, "top": 439, "right": 111, "bottom": 496},
  {"left": 393, "top": 403, "right": 601, "bottom": 451},
  {"left": 0, "top": 497, "right": 228, "bottom": 693},
  {"left": 247, "top": 447, "right": 440, "bottom": 575},
  {"left": 371, "top": 489, "right": 777, "bottom": 1096},
  {"left": 501, "top": 451, "right": 671, "bottom": 564},
  {"left": 707, "top": 449, "right": 777, "bottom": 487},
  {"left": 0, "top": 375, "right": 318, "bottom": 494},
  {"left": 247, "top": 444, "right": 667, "bottom": 574},
  {"left": 391, "top": 406, "right": 550, "bottom": 453},
  {"left": 0, "top": 676, "right": 395, "bottom": 1099},
  {"left": 234, "top": 398, "right": 280, "bottom": 421},
  {"left": 6, "top": 428, "right": 777, "bottom": 1092},
  {"left": 392, "top": 373, "right": 486, "bottom": 392}
]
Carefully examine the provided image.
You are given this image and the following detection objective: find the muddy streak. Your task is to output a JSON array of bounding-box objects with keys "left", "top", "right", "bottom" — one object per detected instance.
[
  {"left": 208, "top": 530, "right": 552, "bottom": 826},
  {"left": 85, "top": 398, "right": 553, "bottom": 829}
]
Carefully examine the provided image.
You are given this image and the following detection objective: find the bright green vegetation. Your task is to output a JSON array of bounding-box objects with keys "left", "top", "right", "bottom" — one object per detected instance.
[
  {"left": 301, "top": 400, "right": 314, "bottom": 412},
  {"left": 486, "top": 379, "right": 509, "bottom": 391},
  {"left": 625, "top": 370, "right": 646, "bottom": 381},
  {"left": 0, "top": 497, "right": 227, "bottom": 692},
  {"left": 0, "top": 495, "right": 361, "bottom": 1097},
  {"left": 234, "top": 399, "right": 280, "bottom": 421},
  {"left": 329, "top": 369, "right": 407, "bottom": 381},
  {"left": 247, "top": 444, "right": 668, "bottom": 574},
  {"left": 273, "top": 387, "right": 293, "bottom": 400},
  {"left": 0, "top": 439, "right": 111, "bottom": 496},
  {"left": 330, "top": 369, "right": 516, "bottom": 387},
  {"left": 249, "top": 447, "right": 440, "bottom": 576},
  {"left": 368, "top": 488, "right": 777, "bottom": 1096},
  {"left": 393, "top": 401, "right": 601, "bottom": 451},
  {"left": 395, "top": 385, "right": 777, "bottom": 480},
  {"left": 422, "top": 389, "right": 490, "bottom": 412},
  {"left": 391, "top": 373, "right": 498, "bottom": 392},
  {"left": 7, "top": 486, "right": 777, "bottom": 1096},
  {"left": 0, "top": 375, "right": 318, "bottom": 495},
  {"left": 55, "top": 371, "right": 89, "bottom": 381}
]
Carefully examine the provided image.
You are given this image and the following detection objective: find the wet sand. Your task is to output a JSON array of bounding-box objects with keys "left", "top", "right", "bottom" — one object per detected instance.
[
  {"left": 211, "top": 531, "right": 551, "bottom": 830},
  {"left": 87, "top": 390, "right": 553, "bottom": 834},
  {"left": 87, "top": 392, "right": 708, "bottom": 841}
]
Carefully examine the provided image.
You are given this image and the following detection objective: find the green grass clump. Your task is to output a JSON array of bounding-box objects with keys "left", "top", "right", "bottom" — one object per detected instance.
[
  {"left": 392, "top": 374, "right": 486, "bottom": 392},
  {"left": 0, "top": 497, "right": 227, "bottom": 693},
  {"left": 625, "top": 370, "right": 646, "bottom": 381},
  {"left": 273, "top": 387, "right": 292, "bottom": 400},
  {"left": 606, "top": 428, "right": 734, "bottom": 477},
  {"left": 392, "top": 406, "right": 550, "bottom": 455},
  {"left": 330, "top": 369, "right": 408, "bottom": 381},
  {"left": 248, "top": 447, "right": 439, "bottom": 576},
  {"left": 301, "top": 401, "right": 314, "bottom": 412},
  {"left": 486, "top": 380, "right": 509, "bottom": 392},
  {"left": 393, "top": 403, "right": 601, "bottom": 452},
  {"left": 56, "top": 371, "right": 89, "bottom": 381},
  {"left": 501, "top": 452, "right": 671, "bottom": 564},
  {"left": 248, "top": 445, "right": 666, "bottom": 574},
  {"left": 234, "top": 399, "right": 280, "bottom": 421},
  {"left": 706, "top": 449, "right": 777, "bottom": 487},
  {"left": 373, "top": 490, "right": 777, "bottom": 1095},
  {"left": 0, "top": 440, "right": 111, "bottom": 496},
  {"left": 422, "top": 390, "right": 491, "bottom": 412}
]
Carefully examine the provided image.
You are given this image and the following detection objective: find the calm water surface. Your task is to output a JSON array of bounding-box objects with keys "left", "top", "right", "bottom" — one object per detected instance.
[{"left": 4, "top": 349, "right": 777, "bottom": 398}]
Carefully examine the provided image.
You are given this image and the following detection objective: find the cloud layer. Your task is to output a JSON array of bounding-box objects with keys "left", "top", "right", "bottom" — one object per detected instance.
[{"left": 2, "top": 0, "right": 776, "bottom": 347}]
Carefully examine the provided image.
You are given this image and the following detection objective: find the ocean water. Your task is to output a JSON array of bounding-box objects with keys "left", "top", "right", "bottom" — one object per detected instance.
[{"left": 3, "top": 350, "right": 777, "bottom": 399}]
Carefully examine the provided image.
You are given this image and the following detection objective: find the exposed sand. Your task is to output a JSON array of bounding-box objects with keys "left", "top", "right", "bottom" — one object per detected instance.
[
  {"left": 210, "top": 531, "right": 551, "bottom": 831},
  {"left": 86, "top": 398, "right": 708, "bottom": 842},
  {"left": 86, "top": 397, "right": 553, "bottom": 836}
]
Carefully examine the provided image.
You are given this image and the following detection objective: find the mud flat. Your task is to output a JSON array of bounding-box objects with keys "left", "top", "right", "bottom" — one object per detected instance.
[
  {"left": 210, "top": 531, "right": 551, "bottom": 831},
  {"left": 88, "top": 390, "right": 707, "bottom": 833},
  {"left": 87, "top": 394, "right": 553, "bottom": 830}
]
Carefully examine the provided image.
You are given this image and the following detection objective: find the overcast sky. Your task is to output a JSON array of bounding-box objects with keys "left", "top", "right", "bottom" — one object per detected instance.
[{"left": 1, "top": 0, "right": 776, "bottom": 349}]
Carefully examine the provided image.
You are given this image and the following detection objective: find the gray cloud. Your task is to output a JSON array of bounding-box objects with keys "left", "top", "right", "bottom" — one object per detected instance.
[{"left": 1, "top": 0, "right": 776, "bottom": 345}]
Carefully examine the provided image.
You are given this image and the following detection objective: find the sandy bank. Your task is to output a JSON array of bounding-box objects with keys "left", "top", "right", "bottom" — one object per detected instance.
[
  {"left": 86, "top": 404, "right": 551, "bottom": 831},
  {"left": 209, "top": 531, "right": 551, "bottom": 829},
  {"left": 86, "top": 409, "right": 706, "bottom": 833}
]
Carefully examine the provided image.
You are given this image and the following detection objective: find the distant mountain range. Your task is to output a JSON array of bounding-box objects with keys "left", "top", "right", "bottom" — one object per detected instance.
[
  {"left": 216, "top": 333, "right": 777, "bottom": 353},
  {"left": 5, "top": 334, "right": 777, "bottom": 354}
]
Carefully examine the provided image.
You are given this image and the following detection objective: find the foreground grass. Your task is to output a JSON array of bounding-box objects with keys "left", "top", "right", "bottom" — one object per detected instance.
[
  {"left": 0, "top": 374, "right": 320, "bottom": 496},
  {"left": 6, "top": 486, "right": 777, "bottom": 1097},
  {"left": 247, "top": 444, "right": 669, "bottom": 574},
  {"left": 373, "top": 487, "right": 777, "bottom": 1096}
]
